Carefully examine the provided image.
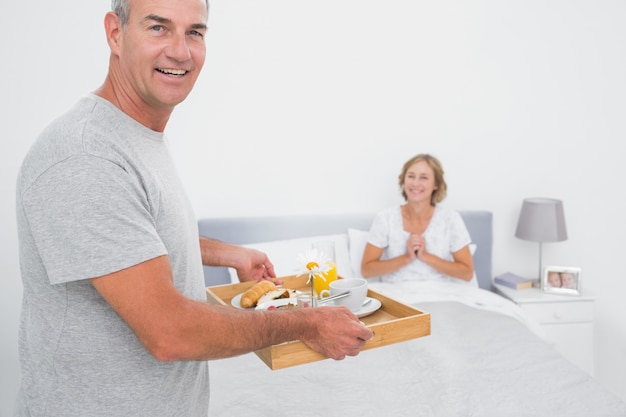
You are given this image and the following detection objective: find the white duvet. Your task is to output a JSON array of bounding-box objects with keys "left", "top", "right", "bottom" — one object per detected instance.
[
  {"left": 207, "top": 282, "right": 626, "bottom": 417},
  {"left": 368, "top": 280, "right": 545, "bottom": 339}
]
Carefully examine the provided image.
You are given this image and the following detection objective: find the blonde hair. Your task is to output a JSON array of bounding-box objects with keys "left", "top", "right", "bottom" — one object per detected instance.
[{"left": 398, "top": 153, "right": 447, "bottom": 204}]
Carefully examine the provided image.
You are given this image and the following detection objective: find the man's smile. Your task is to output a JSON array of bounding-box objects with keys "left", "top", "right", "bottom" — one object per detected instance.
[{"left": 156, "top": 68, "right": 187, "bottom": 76}]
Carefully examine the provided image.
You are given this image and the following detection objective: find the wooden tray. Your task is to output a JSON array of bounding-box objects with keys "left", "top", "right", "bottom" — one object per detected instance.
[{"left": 206, "top": 274, "right": 430, "bottom": 370}]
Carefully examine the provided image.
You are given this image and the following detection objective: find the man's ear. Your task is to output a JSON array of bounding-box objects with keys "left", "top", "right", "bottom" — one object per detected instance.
[{"left": 103, "top": 11, "right": 123, "bottom": 54}]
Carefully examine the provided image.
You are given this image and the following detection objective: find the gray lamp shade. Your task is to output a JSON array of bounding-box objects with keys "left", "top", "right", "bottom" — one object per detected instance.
[{"left": 515, "top": 198, "right": 568, "bottom": 242}]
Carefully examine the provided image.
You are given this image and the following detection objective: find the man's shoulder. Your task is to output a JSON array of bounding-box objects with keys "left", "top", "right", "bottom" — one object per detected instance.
[{"left": 18, "top": 96, "right": 130, "bottom": 191}]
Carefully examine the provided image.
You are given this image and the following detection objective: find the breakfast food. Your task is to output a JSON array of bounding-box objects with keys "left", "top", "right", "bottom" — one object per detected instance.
[
  {"left": 239, "top": 281, "right": 299, "bottom": 308},
  {"left": 267, "top": 302, "right": 297, "bottom": 310},
  {"left": 240, "top": 280, "right": 278, "bottom": 308},
  {"left": 257, "top": 289, "right": 298, "bottom": 305}
]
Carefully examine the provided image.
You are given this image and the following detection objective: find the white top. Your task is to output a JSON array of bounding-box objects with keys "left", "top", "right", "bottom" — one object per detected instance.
[{"left": 368, "top": 205, "right": 477, "bottom": 286}]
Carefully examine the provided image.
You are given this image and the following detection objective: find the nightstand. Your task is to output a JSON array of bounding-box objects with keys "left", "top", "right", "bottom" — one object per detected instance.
[{"left": 494, "top": 283, "right": 595, "bottom": 376}]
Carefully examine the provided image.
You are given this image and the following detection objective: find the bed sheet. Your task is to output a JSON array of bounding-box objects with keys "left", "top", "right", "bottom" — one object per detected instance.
[
  {"left": 368, "top": 280, "right": 545, "bottom": 338},
  {"left": 207, "top": 285, "right": 626, "bottom": 417}
]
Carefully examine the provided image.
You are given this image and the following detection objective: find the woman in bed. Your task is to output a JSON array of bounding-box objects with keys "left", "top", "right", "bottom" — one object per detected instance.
[{"left": 360, "top": 153, "right": 476, "bottom": 285}]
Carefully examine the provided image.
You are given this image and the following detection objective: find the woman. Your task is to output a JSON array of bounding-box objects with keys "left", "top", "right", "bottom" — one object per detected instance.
[{"left": 361, "top": 154, "right": 476, "bottom": 285}]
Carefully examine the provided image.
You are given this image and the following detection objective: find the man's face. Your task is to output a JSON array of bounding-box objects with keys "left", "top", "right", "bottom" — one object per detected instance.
[{"left": 116, "top": 0, "right": 208, "bottom": 112}]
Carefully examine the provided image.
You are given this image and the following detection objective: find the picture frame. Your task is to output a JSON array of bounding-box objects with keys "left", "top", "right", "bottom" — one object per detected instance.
[{"left": 541, "top": 265, "right": 582, "bottom": 295}]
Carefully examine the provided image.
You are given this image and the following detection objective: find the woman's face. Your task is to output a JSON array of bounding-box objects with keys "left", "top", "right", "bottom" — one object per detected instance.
[{"left": 403, "top": 160, "right": 438, "bottom": 204}]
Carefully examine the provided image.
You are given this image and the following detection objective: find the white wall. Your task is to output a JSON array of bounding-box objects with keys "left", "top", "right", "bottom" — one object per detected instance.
[{"left": 2, "top": 0, "right": 625, "bottom": 414}]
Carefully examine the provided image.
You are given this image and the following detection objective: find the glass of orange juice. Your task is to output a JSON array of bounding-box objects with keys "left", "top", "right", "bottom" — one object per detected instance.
[{"left": 312, "top": 241, "right": 338, "bottom": 298}]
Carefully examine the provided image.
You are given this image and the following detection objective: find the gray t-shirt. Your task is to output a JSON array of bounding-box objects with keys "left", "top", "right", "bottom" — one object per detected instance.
[{"left": 15, "top": 95, "right": 209, "bottom": 416}]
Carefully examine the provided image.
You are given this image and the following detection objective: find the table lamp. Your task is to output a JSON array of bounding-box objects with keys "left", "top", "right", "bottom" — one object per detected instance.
[{"left": 515, "top": 198, "right": 568, "bottom": 282}]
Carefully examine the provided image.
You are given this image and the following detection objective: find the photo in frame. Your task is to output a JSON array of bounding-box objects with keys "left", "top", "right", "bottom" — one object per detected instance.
[{"left": 541, "top": 265, "right": 582, "bottom": 295}]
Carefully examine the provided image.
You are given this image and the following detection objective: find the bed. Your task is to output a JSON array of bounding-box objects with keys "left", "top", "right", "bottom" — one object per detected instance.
[{"left": 197, "top": 211, "right": 626, "bottom": 417}]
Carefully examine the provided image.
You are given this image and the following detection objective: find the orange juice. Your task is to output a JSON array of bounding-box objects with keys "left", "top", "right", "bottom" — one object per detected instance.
[{"left": 313, "top": 262, "right": 338, "bottom": 297}]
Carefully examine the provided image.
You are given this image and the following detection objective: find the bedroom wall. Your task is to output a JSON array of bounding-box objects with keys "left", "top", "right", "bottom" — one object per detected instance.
[{"left": 1, "top": 0, "right": 625, "bottom": 414}]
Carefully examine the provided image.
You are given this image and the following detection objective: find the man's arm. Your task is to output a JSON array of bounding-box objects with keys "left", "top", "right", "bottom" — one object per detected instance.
[
  {"left": 198, "top": 236, "right": 276, "bottom": 282},
  {"left": 91, "top": 255, "right": 372, "bottom": 361}
]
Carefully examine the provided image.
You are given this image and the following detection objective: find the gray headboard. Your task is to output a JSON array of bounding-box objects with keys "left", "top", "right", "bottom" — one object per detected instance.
[{"left": 197, "top": 210, "right": 493, "bottom": 291}]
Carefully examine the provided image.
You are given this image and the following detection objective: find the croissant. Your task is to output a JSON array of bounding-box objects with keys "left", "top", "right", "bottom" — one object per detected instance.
[{"left": 240, "top": 280, "right": 277, "bottom": 308}]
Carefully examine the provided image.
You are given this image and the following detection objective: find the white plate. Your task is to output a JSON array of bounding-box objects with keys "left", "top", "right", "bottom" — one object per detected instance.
[
  {"left": 230, "top": 293, "right": 247, "bottom": 309},
  {"left": 230, "top": 290, "right": 299, "bottom": 309},
  {"left": 321, "top": 297, "right": 382, "bottom": 317},
  {"left": 231, "top": 293, "right": 380, "bottom": 317},
  {"left": 352, "top": 297, "right": 382, "bottom": 318},
  {"left": 255, "top": 298, "right": 299, "bottom": 310}
]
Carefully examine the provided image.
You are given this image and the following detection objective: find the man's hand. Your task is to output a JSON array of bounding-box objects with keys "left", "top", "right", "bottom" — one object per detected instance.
[
  {"left": 234, "top": 248, "right": 277, "bottom": 282},
  {"left": 199, "top": 237, "right": 277, "bottom": 282},
  {"left": 299, "top": 306, "right": 373, "bottom": 360}
]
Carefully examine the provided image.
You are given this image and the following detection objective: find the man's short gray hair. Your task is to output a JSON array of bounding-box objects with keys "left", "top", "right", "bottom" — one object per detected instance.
[
  {"left": 111, "top": 0, "right": 208, "bottom": 28},
  {"left": 111, "top": 0, "right": 131, "bottom": 27}
]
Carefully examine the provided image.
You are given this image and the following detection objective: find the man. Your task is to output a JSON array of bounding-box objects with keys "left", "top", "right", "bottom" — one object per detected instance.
[{"left": 14, "top": 0, "right": 373, "bottom": 415}]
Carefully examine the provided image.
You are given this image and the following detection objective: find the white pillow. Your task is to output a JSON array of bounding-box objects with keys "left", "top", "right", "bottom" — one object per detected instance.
[
  {"left": 228, "top": 234, "right": 351, "bottom": 283},
  {"left": 347, "top": 228, "right": 478, "bottom": 279},
  {"left": 348, "top": 228, "right": 370, "bottom": 278}
]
